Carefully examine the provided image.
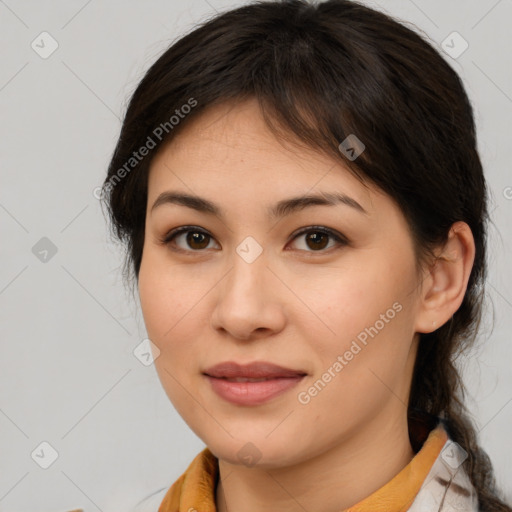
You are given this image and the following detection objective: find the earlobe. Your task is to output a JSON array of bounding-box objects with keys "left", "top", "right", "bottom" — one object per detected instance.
[{"left": 414, "top": 221, "right": 475, "bottom": 334}]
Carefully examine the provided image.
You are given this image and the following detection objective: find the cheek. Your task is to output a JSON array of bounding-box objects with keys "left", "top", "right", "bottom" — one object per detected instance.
[
  {"left": 138, "top": 255, "right": 206, "bottom": 418},
  {"left": 138, "top": 251, "right": 212, "bottom": 381},
  {"left": 307, "top": 254, "right": 418, "bottom": 380},
  {"left": 138, "top": 251, "right": 194, "bottom": 341},
  {"left": 138, "top": 269, "right": 170, "bottom": 342},
  {"left": 311, "top": 264, "right": 406, "bottom": 335}
]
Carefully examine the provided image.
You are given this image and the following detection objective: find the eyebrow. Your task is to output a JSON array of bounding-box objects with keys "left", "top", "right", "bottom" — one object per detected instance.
[{"left": 150, "top": 190, "right": 368, "bottom": 219}]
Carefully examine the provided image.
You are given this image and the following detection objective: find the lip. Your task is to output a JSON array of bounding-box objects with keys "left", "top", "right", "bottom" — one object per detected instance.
[
  {"left": 203, "top": 361, "right": 307, "bottom": 406},
  {"left": 203, "top": 361, "right": 307, "bottom": 379},
  {"left": 205, "top": 375, "right": 305, "bottom": 406}
]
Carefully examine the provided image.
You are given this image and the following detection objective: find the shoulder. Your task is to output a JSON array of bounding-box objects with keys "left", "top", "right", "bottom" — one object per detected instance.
[
  {"left": 408, "top": 438, "right": 479, "bottom": 512},
  {"left": 130, "top": 486, "right": 169, "bottom": 512}
]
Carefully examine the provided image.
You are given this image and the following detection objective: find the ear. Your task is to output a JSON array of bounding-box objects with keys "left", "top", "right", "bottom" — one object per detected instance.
[{"left": 414, "top": 221, "right": 476, "bottom": 334}]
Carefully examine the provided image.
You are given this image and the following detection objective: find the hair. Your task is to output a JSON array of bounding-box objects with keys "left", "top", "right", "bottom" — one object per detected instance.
[{"left": 101, "top": 0, "right": 510, "bottom": 509}]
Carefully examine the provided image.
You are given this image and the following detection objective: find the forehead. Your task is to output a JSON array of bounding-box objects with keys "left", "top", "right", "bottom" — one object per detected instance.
[
  {"left": 154, "top": 99, "right": 322, "bottom": 169},
  {"left": 148, "top": 99, "right": 373, "bottom": 199}
]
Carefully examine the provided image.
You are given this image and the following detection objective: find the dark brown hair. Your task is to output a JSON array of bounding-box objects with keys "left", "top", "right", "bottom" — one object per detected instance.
[{"left": 101, "top": 0, "right": 510, "bottom": 509}]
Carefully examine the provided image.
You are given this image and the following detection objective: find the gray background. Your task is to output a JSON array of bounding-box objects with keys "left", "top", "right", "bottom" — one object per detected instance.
[{"left": 1, "top": 0, "right": 511, "bottom": 510}]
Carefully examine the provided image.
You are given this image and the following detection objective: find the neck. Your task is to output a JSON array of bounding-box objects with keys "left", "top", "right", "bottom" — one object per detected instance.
[{"left": 215, "top": 411, "right": 414, "bottom": 512}]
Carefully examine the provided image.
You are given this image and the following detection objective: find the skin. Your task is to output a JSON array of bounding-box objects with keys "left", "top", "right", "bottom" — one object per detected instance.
[{"left": 138, "top": 98, "right": 475, "bottom": 512}]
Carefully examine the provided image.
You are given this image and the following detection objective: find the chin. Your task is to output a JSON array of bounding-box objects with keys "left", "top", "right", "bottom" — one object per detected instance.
[{"left": 205, "top": 436, "right": 304, "bottom": 469}]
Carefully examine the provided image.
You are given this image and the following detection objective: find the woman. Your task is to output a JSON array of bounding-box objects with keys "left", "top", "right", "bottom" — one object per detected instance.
[{"left": 101, "top": 0, "right": 511, "bottom": 510}]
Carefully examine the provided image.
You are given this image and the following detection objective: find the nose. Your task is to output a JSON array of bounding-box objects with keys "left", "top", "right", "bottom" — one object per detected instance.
[{"left": 210, "top": 246, "right": 287, "bottom": 341}]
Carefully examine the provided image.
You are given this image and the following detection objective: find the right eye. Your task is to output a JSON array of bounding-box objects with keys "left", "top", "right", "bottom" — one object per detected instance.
[{"left": 159, "top": 226, "right": 220, "bottom": 253}]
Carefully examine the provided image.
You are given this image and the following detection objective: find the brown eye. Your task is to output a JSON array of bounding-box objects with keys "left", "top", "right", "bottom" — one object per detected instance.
[
  {"left": 304, "top": 232, "right": 329, "bottom": 250},
  {"left": 289, "top": 227, "right": 348, "bottom": 253},
  {"left": 185, "top": 231, "right": 211, "bottom": 250},
  {"left": 162, "top": 227, "right": 219, "bottom": 252},
  {"left": 161, "top": 225, "right": 347, "bottom": 255}
]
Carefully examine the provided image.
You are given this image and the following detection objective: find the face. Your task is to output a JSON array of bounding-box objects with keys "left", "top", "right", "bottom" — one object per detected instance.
[{"left": 138, "top": 98, "right": 425, "bottom": 468}]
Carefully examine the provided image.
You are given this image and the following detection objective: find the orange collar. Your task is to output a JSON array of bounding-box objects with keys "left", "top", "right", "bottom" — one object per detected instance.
[{"left": 158, "top": 425, "right": 448, "bottom": 512}]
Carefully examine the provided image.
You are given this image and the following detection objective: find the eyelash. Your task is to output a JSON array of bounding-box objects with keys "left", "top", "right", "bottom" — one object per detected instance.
[{"left": 159, "top": 225, "right": 348, "bottom": 255}]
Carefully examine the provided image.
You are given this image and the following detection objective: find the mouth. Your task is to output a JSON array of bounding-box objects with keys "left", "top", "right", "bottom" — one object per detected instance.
[
  {"left": 203, "top": 360, "right": 308, "bottom": 379},
  {"left": 211, "top": 376, "right": 292, "bottom": 382},
  {"left": 204, "top": 374, "right": 306, "bottom": 406},
  {"left": 202, "top": 361, "right": 307, "bottom": 406}
]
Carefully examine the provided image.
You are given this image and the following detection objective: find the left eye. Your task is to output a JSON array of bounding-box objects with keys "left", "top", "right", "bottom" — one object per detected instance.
[
  {"left": 160, "top": 226, "right": 348, "bottom": 253},
  {"left": 289, "top": 226, "right": 348, "bottom": 252}
]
